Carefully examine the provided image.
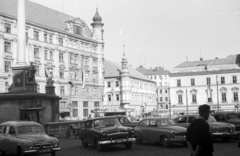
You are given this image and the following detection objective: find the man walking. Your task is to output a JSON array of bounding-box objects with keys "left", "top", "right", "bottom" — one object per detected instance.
[{"left": 186, "top": 104, "right": 214, "bottom": 156}]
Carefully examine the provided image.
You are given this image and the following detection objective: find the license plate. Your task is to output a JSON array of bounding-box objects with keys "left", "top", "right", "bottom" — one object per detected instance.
[
  {"left": 39, "top": 148, "right": 51, "bottom": 153},
  {"left": 115, "top": 139, "right": 125, "bottom": 142}
]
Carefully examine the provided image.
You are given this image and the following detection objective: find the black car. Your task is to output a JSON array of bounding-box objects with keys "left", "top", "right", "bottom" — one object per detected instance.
[
  {"left": 114, "top": 115, "right": 139, "bottom": 128},
  {"left": 79, "top": 116, "right": 135, "bottom": 151}
]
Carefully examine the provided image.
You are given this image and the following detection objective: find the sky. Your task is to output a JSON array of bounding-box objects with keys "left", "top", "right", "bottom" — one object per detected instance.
[{"left": 30, "top": 0, "right": 240, "bottom": 70}]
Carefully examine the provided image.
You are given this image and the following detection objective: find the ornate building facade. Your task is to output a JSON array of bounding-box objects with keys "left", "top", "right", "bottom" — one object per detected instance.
[
  {"left": 169, "top": 55, "right": 240, "bottom": 114},
  {"left": 0, "top": 0, "right": 105, "bottom": 120},
  {"left": 136, "top": 66, "right": 170, "bottom": 110},
  {"left": 103, "top": 46, "right": 157, "bottom": 116}
]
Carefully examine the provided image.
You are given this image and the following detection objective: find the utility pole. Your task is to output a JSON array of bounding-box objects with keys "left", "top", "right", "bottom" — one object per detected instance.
[
  {"left": 186, "top": 89, "right": 188, "bottom": 114},
  {"left": 68, "top": 81, "right": 74, "bottom": 120},
  {"left": 216, "top": 75, "right": 220, "bottom": 112}
]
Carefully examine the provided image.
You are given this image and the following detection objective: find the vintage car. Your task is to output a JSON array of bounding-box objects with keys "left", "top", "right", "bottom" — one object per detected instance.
[
  {"left": 173, "top": 114, "right": 237, "bottom": 141},
  {"left": 79, "top": 116, "right": 136, "bottom": 151},
  {"left": 134, "top": 117, "right": 187, "bottom": 147},
  {"left": 114, "top": 115, "right": 139, "bottom": 128},
  {"left": 213, "top": 111, "right": 240, "bottom": 134},
  {"left": 0, "top": 121, "right": 60, "bottom": 156}
]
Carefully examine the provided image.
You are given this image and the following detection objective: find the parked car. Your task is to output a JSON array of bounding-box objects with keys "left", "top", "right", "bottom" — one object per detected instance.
[
  {"left": 0, "top": 121, "right": 60, "bottom": 156},
  {"left": 213, "top": 111, "right": 240, "bottom": 135},
  {"left": 134, "top": 117, "right": 187, "bottom": 147},
  {"left": 173, "top": 114, "right": 237, "bottom": 141},
  {"left": 79, "top": 116, "right": 135, "bottom": 151},
  {"left": 114, "top": 115, "right": 140, "bottom": 128}
]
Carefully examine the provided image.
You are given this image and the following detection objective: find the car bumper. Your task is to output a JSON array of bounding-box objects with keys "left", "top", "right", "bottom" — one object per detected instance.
[
  {"left": 98, "top": 138, "right": 136, "bottom": 145},
  {"left": 24, "top": 147, "right": 61, "bottom": 154},
  {"left": 212, "top": 132, "right": 238, "bottom": 137},
  {"left": 169, "top": 137, "right": 186, "bottom": 143}
]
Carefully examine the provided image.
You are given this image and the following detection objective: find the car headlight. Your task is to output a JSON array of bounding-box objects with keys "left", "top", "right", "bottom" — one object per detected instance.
[
  {"left": 53, "top": 141, "right": 60, "bottom": 147},
  {"left": 101, "top": 131, "right": 107, "bottom": 137},
  {"left": 25, "top": 143, "right": 34, "bottom": 150},
  {"left": 129, "top": 129, "right": 135, "bottom": 135},
  {"left": 171, "top": 131, "right": 176, "bottom": 138}
]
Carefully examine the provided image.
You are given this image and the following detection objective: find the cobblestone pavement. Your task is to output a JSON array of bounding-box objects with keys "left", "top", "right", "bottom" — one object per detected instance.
[{"left": 1, "top": 137, "right": 240, "bottom": 156}]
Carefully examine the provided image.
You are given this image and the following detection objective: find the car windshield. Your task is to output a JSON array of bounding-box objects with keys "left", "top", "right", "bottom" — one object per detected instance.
[
  {"left": 227, "top": 113, "right": 239, "bottom": 120},
  {"left": 157, "top": 119, "right": 176, "bottom": 126},
  {"left": 94, "top": 118, "right": 120, "bottom": 128},
  {"left": 168, "top": 119, "right": 176, "bottom": 125},
  {"left": 17, "top": 125, "right": 44, "bottom": 135}
]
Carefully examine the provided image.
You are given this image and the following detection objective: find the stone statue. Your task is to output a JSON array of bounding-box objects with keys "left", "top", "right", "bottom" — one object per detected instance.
[
  {"left": 45, "top": 68, "right": 53, "bottom": 86},
  {"left": 27, "top": 62, "right": 36, "bottom": 83}
]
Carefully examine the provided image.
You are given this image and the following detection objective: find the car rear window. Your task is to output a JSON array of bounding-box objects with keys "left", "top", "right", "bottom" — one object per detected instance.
[
  {"left": 17, "top": 125, "right": 44, "bottom": 134},
  {"left": 227, "top": 113, "right": 239, "bottom": 120}
]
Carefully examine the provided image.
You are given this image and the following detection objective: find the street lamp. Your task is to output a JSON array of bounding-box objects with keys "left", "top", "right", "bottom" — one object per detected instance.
[
  {"left": 216, "top": 75, "right": 220, "bottom": 112},
  {"left": 68, "top": 81, "right": 74, "bottom": 120}
]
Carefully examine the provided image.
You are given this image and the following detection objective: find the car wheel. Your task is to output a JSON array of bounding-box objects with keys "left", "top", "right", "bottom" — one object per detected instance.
[
  {"left": 161, "top": 136, "right": 170, "bottom": 147},
  {"left": 135, "top": 136, "right": 143, "bottom": 144},
  {"left": 17, "top": 146, "right": 24, "bottom": 156},
  {"left": 82, "top": 139, "right": 88, "bottom": 148},
  {"left": 124, "top": 142, "right": 132, "bottom": 149},
  {"left": 51, "top": 152, "right": 56, "bottom": 156},
  {"left": 95, "top": 138, "right": 103, "bottom": 151}
]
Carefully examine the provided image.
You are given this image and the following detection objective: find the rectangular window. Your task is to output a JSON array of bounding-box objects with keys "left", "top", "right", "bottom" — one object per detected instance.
[
  {"left": 107, "top": 82, "right": 111, "bottom": 88},
  {"left": 116, "top": 94, "right": 119, "bottom": 101},
  {"left": 35, "top": 66, "right": 39, "bottom": 76},
  {"left": 60, "top": 86, "right": 65, "bottom": 95},
  {"left": 73, "top": 25, "right": 83, "bottom": 35},
  {"left": 4, "top": 23, "right": 11, "bottom": 33},
  {"left": 234, "top": 92, "right": 238, "bottom": 102},
  {"left": 165, "top": 97, "right": 168, "bottom": 101},
  {"left": 83, "top": 109, "right": 88, "bottom": 117},
  {"left": 233, "top": 76, "right": 237, "bottom": 84},
  {"left": 44, "top": 50, "right": 48, "bottom": 60},
  {"left": 108, "top": 95, "right": 111, "bottom": 101},
  {"left": 73, "top": 109, "right": 78, "bottom": 118},
  {"left": 49, "top": 35, "right": 53, "bottom": 44},
  {"left": 177, "top": 79, "right": 181, "bottom": 87},
  {"left": 50, "top": 51, "right": 53, "bottom": 60},
  {"left": 44, "top": 33, "right": 48, "bottom": 42},
  {"left": 207, "top": 77, "right": 211, "bottom": 85},
  {"left": 191, "top": 78, "right": 195, "bottom": 86},
  {"left": 222, "top": 93, "right": 227, "bottom": 102},
  {"left": 94, "top": 102, "right": 99, "bottom": 107},
  {"left": 34, "top": 47, "right": 39, "bottom": 58},
  {"left": 4, "top": 61, "right": 11, "bottom": 73},
  {"left": 160, "top": 89, "right": 162, "bottom": 94},
  {"left": 160, "top": 97, "right": 162, "bottom": 101},
  {"left": 165, "top": 89, "right": 167, "bottom": 93},
  {"left": 192, "top": 94, "right": 197, "bottom": 103},
  {"left": 59, "top": 37, "right": 63, "bottom": 46},
  {"left": 4, "top": 41, "right": 11, "bottom": 53},
  {"left": 93, "top": 88, "right": 98, "bottom": 95},
  {"left": 208, "top": 98, "right": 212, "bottom": 103},
  {"left": 72, "top": 101, "right": 78, "bottom": 108},
  {"left": 221, "top": 77, "right": 225, "bottom": 84},
  {"left": 178, "top": 95, "right": 182, "bottom": 104},
  {"left": 115, "top": 81, "right": 119, "bottom": 87},
  {"left": 83, "top": 101, "right": 88, "bottom": 107},
  {"left": 33, "top": 31, "right": 39, "bottom": 40},
  {"left": 59, "top": 53, "right": 64, "bottom": 62},
  {"left": 59, "top": 71, "right": 64, "bottom": 79}
]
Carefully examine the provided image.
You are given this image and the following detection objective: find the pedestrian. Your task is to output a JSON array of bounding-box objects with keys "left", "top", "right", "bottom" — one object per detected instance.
[{"left": 186, "top": 104, "right": 214, "bottom": 156}]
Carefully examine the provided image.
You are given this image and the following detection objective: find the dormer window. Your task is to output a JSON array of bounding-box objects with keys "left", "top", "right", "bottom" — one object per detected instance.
[{"left": 73, "top": 25, "right": 83, "bottom": 35}]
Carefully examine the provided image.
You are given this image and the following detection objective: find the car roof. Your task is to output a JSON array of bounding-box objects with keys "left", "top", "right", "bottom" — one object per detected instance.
[
  {"left": 87, "top": 116, "right": 118, "bottom": 121},
  {"left": 213, "top": 111, "right": 238, "bottom": 115},
  {"left": 0, "top": 121, "right": 41, "bottom": 127},
  {"left": 141, "top": 117, "right": 170, "bottom": 120},
  {"left": 176, "top": 114, "right": 199, "bottom": 118}
]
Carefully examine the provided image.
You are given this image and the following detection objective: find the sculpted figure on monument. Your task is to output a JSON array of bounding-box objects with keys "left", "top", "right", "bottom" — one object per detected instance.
[
  {"left": 27, "top": 62, "right": 36, "bottom": 83},
  {"left": 45, "top": 68, "right": 53, "bottom": 86}
]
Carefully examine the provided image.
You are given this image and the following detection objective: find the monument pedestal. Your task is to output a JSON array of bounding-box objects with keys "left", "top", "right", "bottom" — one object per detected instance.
[{"left": 46, "top": 86, "right": 56, "bottom": 95}]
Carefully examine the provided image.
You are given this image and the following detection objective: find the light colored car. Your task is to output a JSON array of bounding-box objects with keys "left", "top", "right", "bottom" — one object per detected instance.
[
  {"left": 174, "top": 114, "right": 237, "bottom": 141},
  {"left": 0, "top": 121, "right": 60, "bottom": 156},
  {"left": 134, "top": 117, "right": 187, "bottom": 147}
]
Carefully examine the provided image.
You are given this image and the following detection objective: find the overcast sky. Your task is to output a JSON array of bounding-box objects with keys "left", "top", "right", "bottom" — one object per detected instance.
[{"left": 30, "top": 0, "right": 240, "bottom": 70}]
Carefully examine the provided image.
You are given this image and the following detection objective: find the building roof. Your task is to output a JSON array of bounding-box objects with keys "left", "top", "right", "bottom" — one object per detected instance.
[
  {"left": 136, "top": 65, "right": 169, "bottom": 75},
  {"left": 0, "top": 0, "right": 92, "bottom": 38},
  {"left": 169, "top": 68, "right": 240, "bottom": 77},
  {"left": 175, "top": 55, "right": 239, "bottom": 68},
  {"left": 104, "top": 60, "right": 155, "bottom": 83}
]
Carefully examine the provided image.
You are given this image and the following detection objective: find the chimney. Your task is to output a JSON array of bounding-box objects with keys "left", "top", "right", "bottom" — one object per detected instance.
[{"left": 200, "top": 58, "right": 203, "bottom": 61}]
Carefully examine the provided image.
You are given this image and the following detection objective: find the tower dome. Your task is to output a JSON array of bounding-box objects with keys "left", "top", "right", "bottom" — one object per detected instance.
[{"left": 92, "top": 8, "right": 102, "bottom": 23}]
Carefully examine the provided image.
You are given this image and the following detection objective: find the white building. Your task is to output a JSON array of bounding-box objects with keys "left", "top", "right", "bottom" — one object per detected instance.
[
  {"left": 0, "top": 0, "right": 105, "bottom": 120},
  {"left": 136, "top": 66, "right": 170, "bottom": 110},
  {"left": 103, "top": 48, "right": 157, "bottom": 116},
  {"left": 169, "top": 55, "right": 240, "bottom": 114}
]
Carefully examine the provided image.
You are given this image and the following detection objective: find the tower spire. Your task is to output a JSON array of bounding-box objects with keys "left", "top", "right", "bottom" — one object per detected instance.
[{"left": 121, "top": 43, "right": 129, "bottom": 74}]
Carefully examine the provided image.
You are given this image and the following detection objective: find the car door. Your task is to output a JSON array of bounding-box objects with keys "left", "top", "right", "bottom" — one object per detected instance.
[
  {"left": 0, "top": 125, "right": 5, "bottom": 151},
  {"left": 5, "top": 126, "right": 18, "bottom": 153},
  {"left": 0, "top": 126, "right": 10, "bottom": 152},
  {"left": 140, "top": 120, "right": 149, "bottom": 141},
  {"left": 84, "top": 121, "right": 94, "bottom": 144},
  {"left": 146, "top": 119, "right": 158, "bottom": 142}
]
